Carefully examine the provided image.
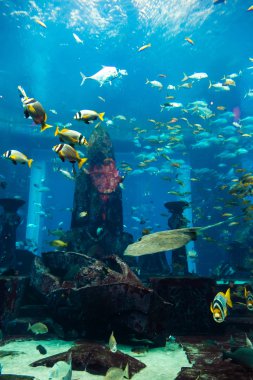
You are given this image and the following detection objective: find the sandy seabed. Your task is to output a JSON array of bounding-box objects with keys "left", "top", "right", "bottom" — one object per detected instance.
[{"left": 0, "top": 339, "right": 191, "bottom": 379}]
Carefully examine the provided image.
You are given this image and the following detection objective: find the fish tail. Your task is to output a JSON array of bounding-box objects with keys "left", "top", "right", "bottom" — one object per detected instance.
[
  {"left": 123, "top": 363, "right": 129, "bottom": 379},
  {"left": 80, "top": 72, "right": 87, "bottom": 86},
  {"left": 98, "top": 112, "right": 105, "bottom": 121},
  {"left": 145, "top": 79, "right": 149, "bottom": 84},
  {"left": 182, "top": 73, "right": 188, "bottom": 82},
  {"left": 225, "top": 288, "right": 233, "bottom": 308},
  {"left": 78, "top": 157, "right": 88, "bottom": 169},
  {"left": 27, "top": 159, "right": 33, "bottom": 168},
  {"left": 27, "top": 323, "right": 31, "bottom": 331},
  {"left": 208, "top": 80, "right": 213, "bottom": 89},
  {"left": 41, "top": 123, "right": 53, "bottom": 132},
  {"left": 55, "top": 125, "right": 60, "bottom": 136}
]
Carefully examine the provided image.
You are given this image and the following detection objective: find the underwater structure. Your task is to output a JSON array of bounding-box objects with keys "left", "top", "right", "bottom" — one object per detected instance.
[
  {"left": 165, "top": 201, "right": 189, "bottom": 275},
  {"left": 0, "top": 198, "right": 25, "bottom": 273},
  {"left": 70, "top": 124, "right": 133, "bottom": 259}
]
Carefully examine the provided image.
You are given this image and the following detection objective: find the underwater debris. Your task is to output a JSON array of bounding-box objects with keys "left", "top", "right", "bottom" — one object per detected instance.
[{"left": 36, "top": 344, "right": 47, "bottom": 355}]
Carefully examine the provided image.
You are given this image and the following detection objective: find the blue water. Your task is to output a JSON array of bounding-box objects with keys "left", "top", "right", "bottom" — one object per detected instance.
[{"left": 0, "top": 0, "right": 253, "bottom": 275}]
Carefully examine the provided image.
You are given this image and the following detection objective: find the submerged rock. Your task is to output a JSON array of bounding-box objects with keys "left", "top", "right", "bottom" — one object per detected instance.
[{"left": 30, "top": 342, "right": 146, "bottom": 377}]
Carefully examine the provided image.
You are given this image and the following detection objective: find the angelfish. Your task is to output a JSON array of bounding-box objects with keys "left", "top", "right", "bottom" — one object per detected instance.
[
  {"left": 18, "top": 85, "right": 52, "bottom": 132},
  {"left": 52, "top": 144, "right": 88, "bottom": 169},
  {"left": 245, "top": 287, "right": 253, "bottom": 311},
  {"left": 3, "top": 150, "right": 33, "bottom": 168},
  {"left": 210, "top": 288, "right": 233, "bottom": 323}
]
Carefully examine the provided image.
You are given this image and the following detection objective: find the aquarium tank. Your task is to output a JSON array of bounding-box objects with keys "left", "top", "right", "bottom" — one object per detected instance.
[{"left": 0, "top": 1, "right": 253, "bottom": 379}]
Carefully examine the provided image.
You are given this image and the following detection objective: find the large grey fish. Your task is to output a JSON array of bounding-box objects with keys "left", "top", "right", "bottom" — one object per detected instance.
[
  {"left": 223, "top": 347, "right": 253, "bottom": 369},
  {"left": 124, "top": 219, "right": 238, "bottom": 257},
  {"left": 124, "top": 228, "right": 199, "bottom": 256}
]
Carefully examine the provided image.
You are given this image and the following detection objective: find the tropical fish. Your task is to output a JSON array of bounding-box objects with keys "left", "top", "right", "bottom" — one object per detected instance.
[
  {"left": 80, "top": 66, "right": 127, "bottom": 86},
  {"left": 49, "top": 240, "right": 68, "bottom": 247},
  {"left": 55, "top": 126, "right": 89, "bottom": 146},
  {"left": 248, "top": 5, "right": 253, "bottom": 11},
  {"left": 74, "top": 110, "right": 105, "bottom": 124},
  {"left": 245, "top": 334, "right": 253, "bottom": 349},
  {"left": 18, "top": 86, "right": 52, "bottom": 132},
  {"left": 109, "top": 331, "right": 117, "bottom": 353},
  {"left": 79, "top": 211, "right": 88, "bottom": 218},
  {"left": 49, "top": 355, "right": 72, "bottom": 380},
  {"left": 52, "top": 144, "right": 88, "bottom": 169},
  {"left": 210, "top": 288, "right": 233, "bottom": 323},
  {"left": 145, "top": 79, "right": 163, "bottom": 90},
  {"left": 104, "top": 364, "right": 129, "bottom": 380},
  {"left": 208, "top": 81, "right": 230, "bottom": 91},
  {"left": 35, "top": 19, "right": 47, "bottom": 28},
  {"left": 3, "top": 150, "right": 33, "bottom": 168},
  {"left": 73, "top": 33, "right": 83, "bottom": 44},
  {"left": 124, "top": 220, "right": 237, "bottom": 257},
  {"left": 179, "top": 82, "right": 192, "bottom": 89},
  {"left": 167, "top": 84, "right": 176, "bottom": 90},
  {"left": 245, "top": 287, "right": 253, "bottom": 310},
  {"left": 182, "top": 72, "right": 208, "bottom": 81},
  {"left": 124, "top": 228, "right": 199, "bottom": 256},
  {"left": 138, "top": 43, "right": 151, "bottom": 52},
  {"left": 185, "top": 37, "right": 194, "bottom": 45},
  {"left": 28, "top": 322, "right": 48, "bottom": 335}
]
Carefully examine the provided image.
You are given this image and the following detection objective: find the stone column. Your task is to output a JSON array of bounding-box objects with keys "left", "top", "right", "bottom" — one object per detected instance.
[
  {"left": 70, "top": 124, "right": 133, "bottom": 258},
  {"left": 0, "top": 198, "right": 25, "bottom": 272},
  {"left": 165, "top": 201, "right": 189, "bottom": 275}
]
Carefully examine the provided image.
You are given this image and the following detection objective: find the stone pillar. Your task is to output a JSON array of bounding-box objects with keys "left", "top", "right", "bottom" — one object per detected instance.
[
  {"left": 165, "top": 201, "right": 189, "bottom": 275},
  {"left": 0, "top": 198, "right": 25, "bottom": 272},
  {"left": 70, "top": 125, "right": 133, "bottom": 258}
]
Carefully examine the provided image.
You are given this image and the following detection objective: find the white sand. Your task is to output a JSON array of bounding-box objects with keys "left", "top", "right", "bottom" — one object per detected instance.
[{"left": 0, "top": 339, "right": 191, "bottom": 379}]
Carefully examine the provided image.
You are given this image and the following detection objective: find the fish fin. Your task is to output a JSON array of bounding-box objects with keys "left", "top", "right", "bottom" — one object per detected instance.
[
  {"left": 123, "top": 363, "right": 129, "bottom": 379},
  {"left": 208, "top": 80, "right": 213, "bottom": 89},
  {"left": 145, "top": 79, "right": 149, "bottom": 84},
  {"left": 225, "top": 288, "right": 233, "bottom": 308},
  {"left": 27, "top": 159, "right": 33, "bottom": 168},
  {"left": 59, "top": 152, "right": 65, "bottom": 162},
  {"left": 54, "top": 126, "right": 60, "bottom": 136},
  {"left": 182, "top": 73, "right": 188, "bottom": 82},
  {"left": 98, "top": 112, "right": 105, "bottom": 121},
  {"left": 24, "top": 109, "right": 30, "bottom": 118},
  {"left": 40, "top": 123, "right": 53, "bottom": 132},
  {"left": 78, "top": 157, "right": 88, "bottom": 169},
  {"left": 210, "top": 303, "right": 214, "bottom": 313},
  {"left": 27, "top": 323, "right": 31, "bottom": 331},
  {"left": 84, "top": 120, "right": 90, "bottom": 124},
  {"left": 80, "top": 72, "right": 87, "bottom": 86}
]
